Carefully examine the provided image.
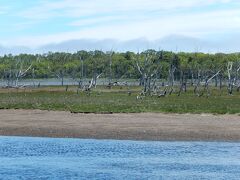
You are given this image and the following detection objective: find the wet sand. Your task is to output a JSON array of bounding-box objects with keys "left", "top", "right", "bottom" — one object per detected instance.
[{"left": 0, "top": 110, "right": 239, "bottom": 141}]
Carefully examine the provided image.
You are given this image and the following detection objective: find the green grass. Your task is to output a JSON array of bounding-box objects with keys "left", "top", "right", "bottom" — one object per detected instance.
[{"left": 0, "top": 87, "right": 239, "bottom": 114}]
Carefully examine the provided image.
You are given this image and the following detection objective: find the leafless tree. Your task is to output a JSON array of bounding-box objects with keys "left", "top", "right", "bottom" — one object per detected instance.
[
  {"left": 134, "top": 51, "right": 161, "bottom": 96},
  {"left": 227, "top": 62, "right": 234, "bottom": 95},
  {"left": 3, "top": 58, "right": 32, "bottom": 88}
]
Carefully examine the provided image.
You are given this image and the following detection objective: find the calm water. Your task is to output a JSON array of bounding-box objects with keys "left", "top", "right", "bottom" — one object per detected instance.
[
  {"left": 0, "top": 78, "right": 140, "bottom": 87},
  {"left": 0, "top": 136, "right": 239, "bottom": 180}
]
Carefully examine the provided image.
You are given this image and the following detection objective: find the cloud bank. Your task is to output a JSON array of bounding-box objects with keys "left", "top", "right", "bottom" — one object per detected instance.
[{"left": 0, "top": 0, "right": 239, "bottom": 52}]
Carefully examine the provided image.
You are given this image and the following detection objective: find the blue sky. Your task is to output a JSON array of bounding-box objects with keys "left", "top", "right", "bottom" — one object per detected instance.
[{"left": 0, "top": 0, "right": 240, "bottom": 48}]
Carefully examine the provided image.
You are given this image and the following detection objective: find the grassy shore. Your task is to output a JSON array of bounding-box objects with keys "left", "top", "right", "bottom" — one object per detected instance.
[{"left": 0, "top": 86, "right": 239, "bottom": 114}]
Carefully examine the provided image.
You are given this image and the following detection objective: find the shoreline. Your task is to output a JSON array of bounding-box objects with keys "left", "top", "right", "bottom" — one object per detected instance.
[
  {"left": 1, "top": 135, "right": 240, "bottom": 143},
  {"left": 0, "top": 109, "right": 240, "bottom": 142}
]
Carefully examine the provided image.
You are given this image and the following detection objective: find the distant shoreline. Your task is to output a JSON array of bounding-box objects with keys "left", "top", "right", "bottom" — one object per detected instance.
[{"left": 0, "top": 109, "right": 240, "bottom": 141}]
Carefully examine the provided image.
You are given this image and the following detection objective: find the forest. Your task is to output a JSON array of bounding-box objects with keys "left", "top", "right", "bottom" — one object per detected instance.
[{"left": 0, "top": 50, "right": 239, "bottom": 95}]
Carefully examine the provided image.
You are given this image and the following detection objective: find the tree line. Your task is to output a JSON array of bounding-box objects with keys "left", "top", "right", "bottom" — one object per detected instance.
[{"left": 0, "top": 50, "right": 239, "bottom": 96}]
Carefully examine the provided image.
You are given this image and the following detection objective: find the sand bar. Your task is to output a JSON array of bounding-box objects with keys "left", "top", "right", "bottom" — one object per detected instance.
[{"left": 0, "top": 110, "right": 239, "bottom": 141}]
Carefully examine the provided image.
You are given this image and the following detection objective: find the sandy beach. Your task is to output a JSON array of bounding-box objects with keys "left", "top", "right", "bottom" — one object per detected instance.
[{"left": 0, "top": 109, "right": 239, "bottom": 141}]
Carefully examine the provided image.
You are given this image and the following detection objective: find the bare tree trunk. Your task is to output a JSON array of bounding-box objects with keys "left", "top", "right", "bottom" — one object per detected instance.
[
  {"left": 139, "top": 77, "right": 144, "bottom": 86},
  {"left": 227, "top": 62, "right": 233, "bottom": 95},
  {"left": 190, "top": 70, "right": 194, "bottom": 86},
  {"left": 61, "top": 76, "right": 64, "bottom": 86},
  {"left": 214, "top": 73, "right": 218, "bottom": 87},
  {"left": 219, "top": 73, "right": 223, "bottom": 90},
  {"left": 204, "top": 71, "right": 220, "bottom": 97},
  {"left": 194, "top": 70, "right": 201, "bottom": 96},
  {"left": 109, "top": 52, "right": 113, "bottom": 85},
  {"left": 3, "top": 60, "right": 32, "bottom": 88}
]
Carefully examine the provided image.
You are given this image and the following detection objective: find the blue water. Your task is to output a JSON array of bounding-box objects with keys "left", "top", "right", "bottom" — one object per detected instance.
[{"left": 0, "top": 137, "right": 239, "bottom": 180}]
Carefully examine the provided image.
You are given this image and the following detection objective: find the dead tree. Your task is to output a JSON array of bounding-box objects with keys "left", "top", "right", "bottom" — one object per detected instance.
[
  {"left": 108, "top": 51, "right": 113, "bottom": 86},
  {"left": 168, "top": 64, "right": 176, "bottom": 88},
  {"left": 82, "top": 73, "right": 102, "bottom": 94},
  {"left": 56, "top": 70, "right": 65, "bottom": 86},
  {"left": 92, "top": 73, "right": 102, "bottom": 88},
  {"left": 194, "top": 70, "right": 220, "bottom": 97},
  {"left": 134, "top": 51, "right": 161, "bottom": 96},
  {"left": 219, "top": 72, "right": 223, "bottom": 91},
  {"left": 3, "top": 58, "right": 32, "bottom": 88},
  {"left": 70, "top": 56, "right": 85, "bottom": 89},
  {"left": 54, "top": 53, "right": 69, "bottom": 86},
  {"left": 31, "top": 68, "right": 36, "bottom": 87},
  {"left": 177, "top": 70, "right": 187, "bottom": 96},
  {"left": 194, "top": 70, "right": 202, "bottom": 96},
  {"left": 203, "top": 71, "right": 220, "bottom": 97},
  {"left": 227, "top": 61, "right": 240, "bottom": 94},
  {"left": 227, "top": 62, "right": 234, "bottom": 95},
  {"left": 233, "top": 62, "right": 240, "bottom": 91},
  {"left": 167, "top": 54, "right": 178, "bottom": 95}
]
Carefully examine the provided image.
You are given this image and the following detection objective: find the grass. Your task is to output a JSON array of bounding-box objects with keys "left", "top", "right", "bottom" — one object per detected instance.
[{"left": 0, "top": 86, "right": 239, "bottom": 114}]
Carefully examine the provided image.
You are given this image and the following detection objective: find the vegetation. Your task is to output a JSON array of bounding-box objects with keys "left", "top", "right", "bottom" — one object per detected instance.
[
  {"left": 0, "top": 50, "right": 239, "bottom": 114},
  {"left": 0, "top": 86, "right": 239, "bottom": 114},
  {"left": 0, "top": 50, "right": 239, "bottom": 81}
]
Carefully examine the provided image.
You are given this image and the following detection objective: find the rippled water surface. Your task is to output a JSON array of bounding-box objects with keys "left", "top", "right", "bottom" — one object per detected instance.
[{"left": 0, "top": 136, "right": 240, "bottom": 179}]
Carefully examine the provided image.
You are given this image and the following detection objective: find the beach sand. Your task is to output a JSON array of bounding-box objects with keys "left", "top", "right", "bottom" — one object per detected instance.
[{"left": 0, "top": 109, "right": 239, "bottom": 141}]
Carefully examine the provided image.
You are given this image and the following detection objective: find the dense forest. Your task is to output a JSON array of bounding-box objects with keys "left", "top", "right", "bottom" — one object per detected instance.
[{"left": 0, "top": 50, "right": 239, "bottom": 95}]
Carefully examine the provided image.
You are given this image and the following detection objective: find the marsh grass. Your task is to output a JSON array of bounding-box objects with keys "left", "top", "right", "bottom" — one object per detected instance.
[{"left": 0, "top": 86, "right": 239, "bottom": 114}]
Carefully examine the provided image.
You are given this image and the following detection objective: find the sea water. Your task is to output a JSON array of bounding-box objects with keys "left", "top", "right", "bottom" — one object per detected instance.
[{"left": 0, "top": 136, "right": 239, "bottom": 179}]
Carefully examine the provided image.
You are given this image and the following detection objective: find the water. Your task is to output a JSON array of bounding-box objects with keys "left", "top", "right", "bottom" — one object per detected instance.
[
  {"left": 0, "top": 78, "right": 79, "bottom": 87},
  {"left": 0, "top": 136, "right": 239, "bottom": 179},
  {"left": 0, "top": 78, "right": 140, "bottom": 87}
]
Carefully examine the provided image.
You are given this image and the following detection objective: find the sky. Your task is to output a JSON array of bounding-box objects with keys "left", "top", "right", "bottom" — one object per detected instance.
[{"left": 0, "top": 0, "right": 240, "bottom": 52}]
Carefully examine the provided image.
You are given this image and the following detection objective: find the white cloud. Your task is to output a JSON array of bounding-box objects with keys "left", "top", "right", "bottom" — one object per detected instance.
[
  {"left": 4, "top": 7, "right": 240, "bottom": 48},
  {"left": 19, "top": 0, "right": 236, "bottom": 19},
  {"left": 1, "top": 0, "right": 240, "bottom": 48},
  {"left": 69, "top": 15, "right": 126, "bottom": 27}
]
